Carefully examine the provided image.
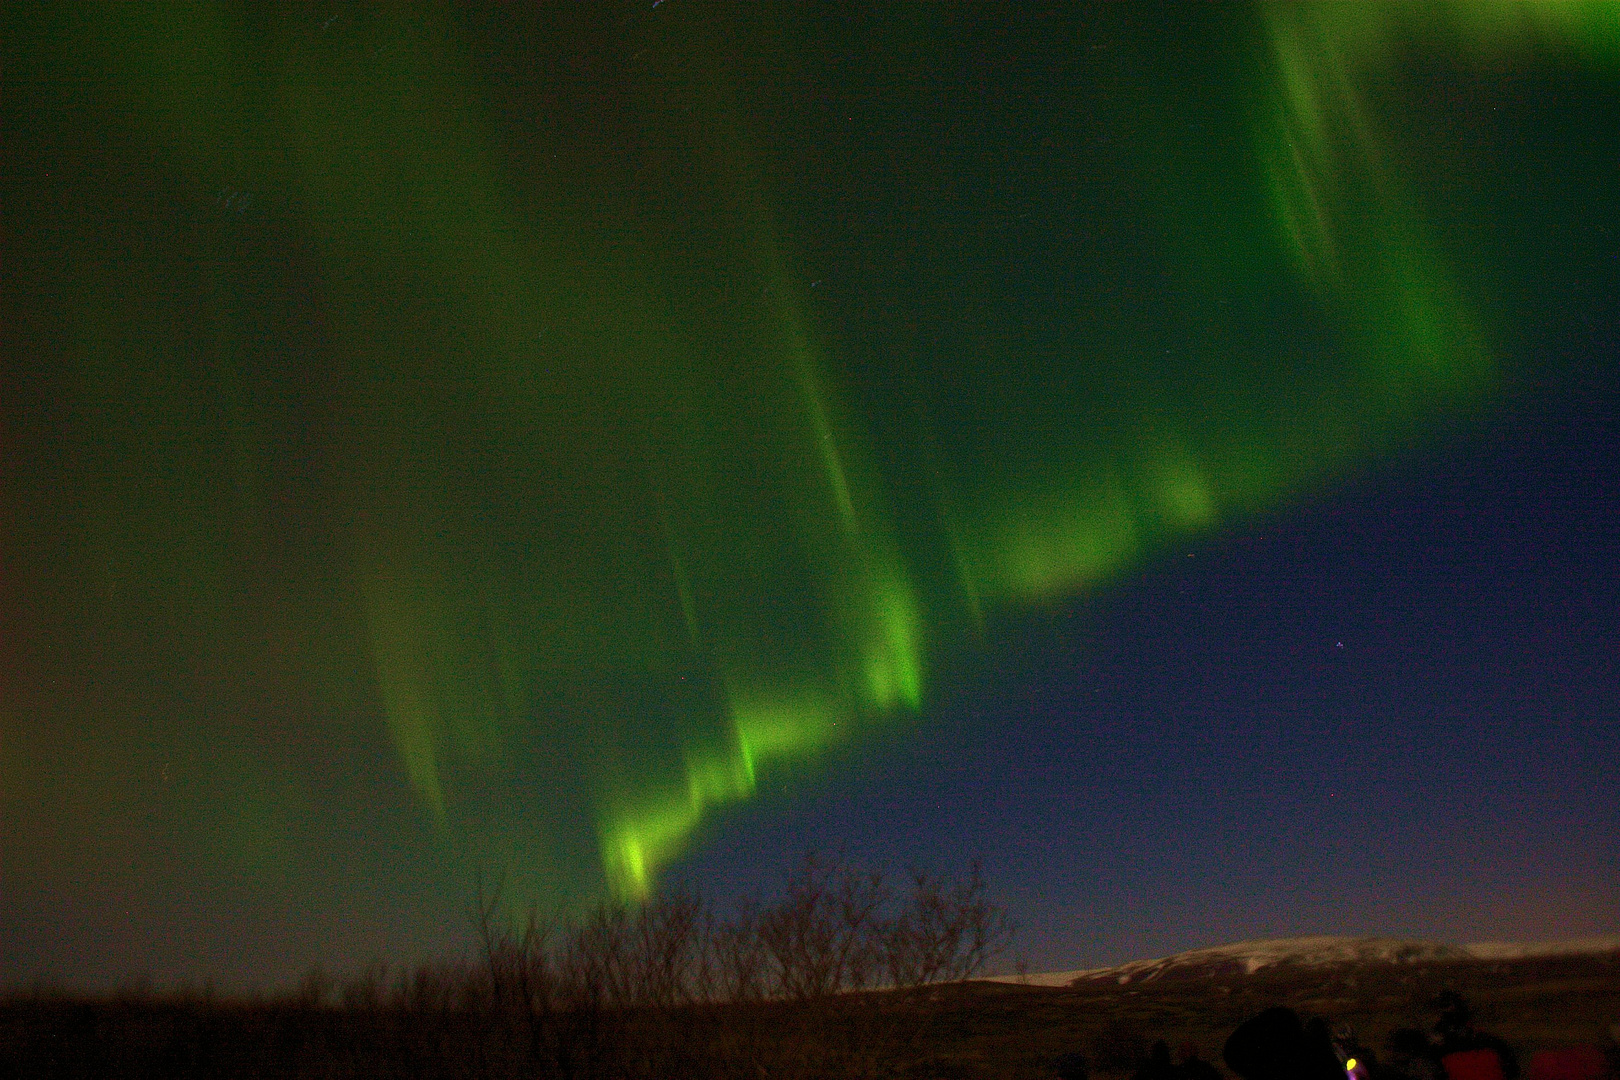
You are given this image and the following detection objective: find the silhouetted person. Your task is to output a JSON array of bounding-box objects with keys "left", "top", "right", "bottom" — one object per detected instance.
[
  {"left": 1388, "top": 1027, "right": 1446, "bottom": 1080},
  {"left": 1178, "top": 1042, "right": 1224, "bottom": 1080},
  {"left": 1429, "top": 992, "right": 1519, "bottom": 1080},
  {"left": 1134, "top": 1040, "right": 1179, "bottom": 1080},
  {"left": 1434, "top": 992, "right": 1473, "bottom": 1049},
  {"left": 1224, "top": 1006, "right": 1344, "bottom": 1080}
]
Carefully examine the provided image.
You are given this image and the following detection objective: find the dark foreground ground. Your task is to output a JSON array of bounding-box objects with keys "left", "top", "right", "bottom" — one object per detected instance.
[
  {"left": 4, "top": 952, "right": 1617, "bottom": 1079},
  {"left": 914, "top": 952, "right": 1620, "bottom": 1078}
]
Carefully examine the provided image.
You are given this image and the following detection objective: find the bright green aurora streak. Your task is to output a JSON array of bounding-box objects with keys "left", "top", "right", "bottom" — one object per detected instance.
[{"left": 12, "top": 2, "right": 1617, "bottom": 909}]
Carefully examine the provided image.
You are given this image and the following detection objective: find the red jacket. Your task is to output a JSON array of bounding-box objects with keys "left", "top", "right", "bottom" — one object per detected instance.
[
  {"left": 1444, "top": 1049, "right": 1506, "bottom": 1080},
  {"left": 1528, "top": 1047, "right": 1610, "bottom": 1080}
]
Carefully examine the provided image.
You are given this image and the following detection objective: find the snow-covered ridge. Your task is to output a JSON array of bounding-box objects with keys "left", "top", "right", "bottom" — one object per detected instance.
[
  {"left": 987, "top": 934, "right": 1620, "bottom": 988},
  {"left": 1462, "top": 936, "right": 1620, "bottom": 961}
]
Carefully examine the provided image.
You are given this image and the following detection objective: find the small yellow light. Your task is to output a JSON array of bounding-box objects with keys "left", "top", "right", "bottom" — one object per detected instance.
[{"left": 1346, "top": 1060, "right": 1358, "bottom": 1071}]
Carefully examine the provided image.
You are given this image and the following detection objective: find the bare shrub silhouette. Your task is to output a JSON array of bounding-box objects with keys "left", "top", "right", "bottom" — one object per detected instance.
[
  {"left": 339, "top": 959, "right": 389, "bottom": 1012},
  {"left": 294, "top": 964, "right": 332, "bottom": 1010},
  {"left": 760, "top": 853, "right": 890, "bottom": 1001},
  {"left": 465, "top": 852, "right": 1013, "bottom": 1080},
  {"left": 885, "top": 861, "right": 1013, "bottom": 991},
  {"left": 705, "top": 894, "right": 769, "bottom": 1004},
  {"left": 0, "top": 856, "right": 1010, "bottom": 1078}
]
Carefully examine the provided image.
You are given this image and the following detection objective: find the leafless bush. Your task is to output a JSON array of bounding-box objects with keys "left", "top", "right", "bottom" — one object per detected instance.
[
  {"left": 465, "top": 854, "right": 1013, "bottom": 1080},
  {"left": 885, "top": 862, "right": 1013, "bottom": 991},
  {"left": 339, "top": 959, "right": 389, "bottom": 1012},
  {"left": 630, "top": 886, "right": 703, "bottom": 1009},
  {"left": 110, "top": 974, "right": 156, "bottom": 1006},
  {"left": 294, "top": 964, "right": 332, "bottom": 1010},
  {"left": 705, "top": 895, "right": 769, "bottom": 1004},
  {"left": 759, "top": 853, "right": 890, "bottom": 1001},
  {"left": 390, "top": 959, "right": 465, "bottom": 1014},
  {"left": 0, "top": 858, "right": 1009, "bottom": 1079}
]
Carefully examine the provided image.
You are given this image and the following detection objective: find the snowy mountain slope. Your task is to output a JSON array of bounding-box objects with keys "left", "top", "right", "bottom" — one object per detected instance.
[
  {"left": 986, "top": 934, "right": 1620, "bottom": 987},
  {"left": 1462, "top": 936, "right": 1620, "bottom": 961}
]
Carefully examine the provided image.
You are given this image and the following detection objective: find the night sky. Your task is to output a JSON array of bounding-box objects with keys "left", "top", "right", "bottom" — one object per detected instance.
[{"left": 3, "top": 3, "right": 1617, "bottom": 992}]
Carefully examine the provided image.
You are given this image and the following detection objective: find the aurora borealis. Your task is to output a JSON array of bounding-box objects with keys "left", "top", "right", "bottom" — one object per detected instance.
[{"left": 4, "top": 3, "right": 1618, "bottom": 989}]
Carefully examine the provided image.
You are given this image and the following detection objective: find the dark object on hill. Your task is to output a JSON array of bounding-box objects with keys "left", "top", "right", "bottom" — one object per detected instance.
[
  {"left": 1432, "top": 991, "right": 1519, "bottom": 1079},
  {"left": 1178, "top": 1047, "right": 1223, "bottom": 1080},
  {"left": 1436, "top": 992, "right": 1476, "bottom": 1044},
  {"left": 1223, "top": 1006, "right": 1344, "bottom": 1080},
  {"left": 1133, "top": 1040, "right": 1178, "bottom": 1080},
  {"left": 1053, "top": 1050, "right": 1091, "bottom": 1080}
]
